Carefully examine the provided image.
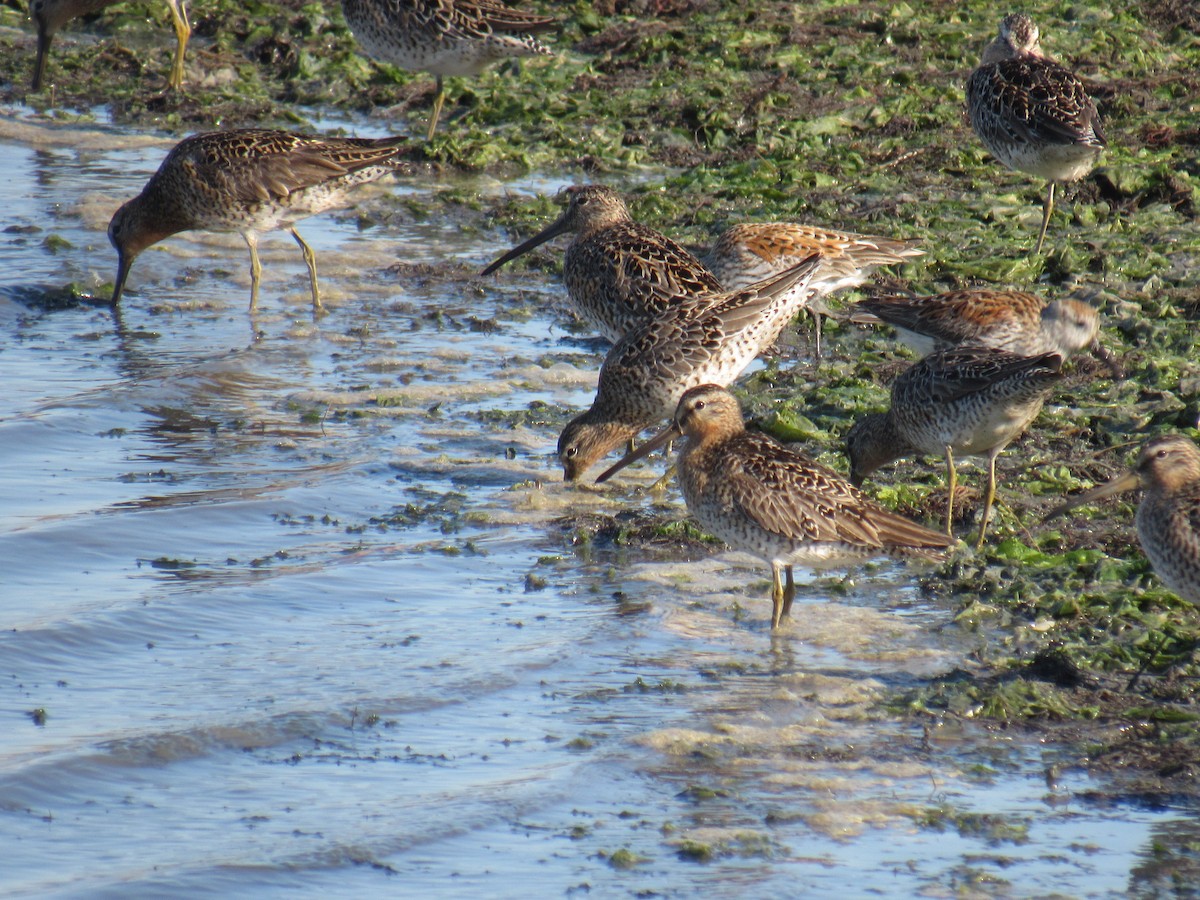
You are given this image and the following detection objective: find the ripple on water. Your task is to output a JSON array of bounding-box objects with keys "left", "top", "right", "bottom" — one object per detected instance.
[{"left": 0, "top": 122, "right": 1188, "bottom": 898}]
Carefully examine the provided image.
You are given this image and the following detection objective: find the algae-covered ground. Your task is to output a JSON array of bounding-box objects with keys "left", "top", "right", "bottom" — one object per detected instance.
[{"left": 2, "top": 0, "right": 1199, "bottom": 799}]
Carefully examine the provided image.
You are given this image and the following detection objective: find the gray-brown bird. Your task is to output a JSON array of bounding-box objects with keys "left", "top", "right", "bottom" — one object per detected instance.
[
  {"left": 847, "top": 346, "right": 1064, "bottom": 548},
  {"left": 30, "top": 0, "right": 191, "bottom": 91},
  {"left": 108, "top": 129, "right": 408, "bottom": 312},
  {"left": 341, "top": 0, "right": 556, "bottom": 140},
  {"left": 850, "top": 289, "right": 1120, "bottom": 375},
  {"left": 701, "top": 222, "right": 924, "bottom": 355},
  {"left": 1047, "top": 434, "right": 1200, "bottom": 605},
  {"left": 557, "top": 254, "right": 822, "bottom": 483},
  {"left": 597, "top": 384, "right": 953, "bottom": 629},
  {"left": 966, "top": 12, "right": 1107, "bottom": 255},
  {"left": 482, "top": 184, "right": 722, "bottom": 344}
]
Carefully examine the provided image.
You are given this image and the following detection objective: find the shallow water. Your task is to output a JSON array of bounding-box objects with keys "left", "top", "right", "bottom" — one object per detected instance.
[{"left": 0, "top": 111, "right": 1191, "bottom": 897}]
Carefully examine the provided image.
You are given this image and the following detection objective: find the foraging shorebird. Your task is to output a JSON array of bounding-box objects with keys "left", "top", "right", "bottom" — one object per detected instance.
[
  {"left": 30, "top": 0, "right": 191, "bottom": 90},
  {"left": 341, "top": 0, "right": 555, "bottom": 140},
  {"left": 702, "top": 222, "right": 924, "bottom": 354},
  {"left": 846, "top": 346, "right": 1064, "bottom": 548},
  {"left": 597, "top": 384, "right": 953, "bottom": 629},
  {"left": 851, "top": 288, "right": 1120, "bottom": 374},
  {"left": 482, "top": 184, "right": 722, "bottom": 343},
  {"left": 557, "top": 254, "right": 822, "bottom": 482},
  {"left": 966, "top": 12, "right": 1106, "bottom": 254},
  {"left": 1047, "top": 434, "right": 1200, "bottom": 605},
  {"left": 108, "top": 129, "right": 408, "bottom": 312}
]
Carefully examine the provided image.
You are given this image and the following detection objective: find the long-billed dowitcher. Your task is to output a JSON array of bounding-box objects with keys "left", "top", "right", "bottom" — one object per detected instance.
[
  {"left": 30, "top": 0, "right": 191, "bottom": 90},
  {"left": 966, "top": 12, "right": 1107, "bottom": 255},
  {"left": 481, "top": 184, "right": 721, "bottom": 343},
  {"left": 846, "top": 346, "right": 1064, "bottom": 548},
  {"left": 597, "top": 384, "right": 953, "bottom": 628},
  {"left": 108, "top": 129, "right": 408, "bottom": 312},
  {"left": 558, "top": 254, "right": 822, "bottom": 482},
  {"left": 341, "top": 0, "right": 555, "bottom": 140},
  {"left": 1047, "top": 435, "right": 1200, "bottom": 605},
  {"left": 851, "top": 289, "right": 1120, "bottom": 374},
  {"left": 702, "top": 222, "right": 924, "bottom": 354}
]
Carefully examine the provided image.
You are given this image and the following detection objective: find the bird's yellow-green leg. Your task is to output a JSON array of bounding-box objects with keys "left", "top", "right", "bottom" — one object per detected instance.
[
  {"left": 427, "top": 75, "right": 446, "bottom": 141},
  {"left": 976, "top": 448, "right": 1000, "bottom": 550},
  {"left": 770, "top": 563, "right": 787, "bottom": 629},
  {"left": 780, "top": 565, "right": 796, "bottom": 623},
  {"left": 1034, "top": 181, "right": 1055, "bottom": 256},
  {"left": 245, "top": 233, "right": 262, "bottom": 312},
  {"left": 165, "top": 0, "right": 191, "bottom": 89},
  {"left": 290, "top": 228, "right": 322, "bottom": 311},
  {"left": 944, "top": 444, "right": 958, "bottom": 537}
]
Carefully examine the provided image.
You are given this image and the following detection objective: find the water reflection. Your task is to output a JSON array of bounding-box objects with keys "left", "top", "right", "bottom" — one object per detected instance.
[{"left": 0, "top": 115, "right": 1196, "bottom": 897}]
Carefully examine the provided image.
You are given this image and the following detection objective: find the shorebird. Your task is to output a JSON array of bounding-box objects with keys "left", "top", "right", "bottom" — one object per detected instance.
[
  {"left": 851, "top": 289, "right": 1120, "bottom": 374},
  {"left": 702, "top": 222, "right": 924, "bottom": 354},
  {"left": 341, "top": 0, "right": 555, "bottom": 140},
  {"left": 846, "top": 346, "right": 1064, "bottom": 548},
  {"left": 966, "top": 12, "right": 1107, "bottom": 255},
  {"left": 481, "top": 184, "right": 722, "bottom": 343},
  {"left": 597, "top": 384, "right": 953, "bottom": 628},
  {"left": 108, "top": 129, "right": 408, "bottom": 312},
  {"left": 558, "top": 254, "right": 822, "bottom": 482},
  {"left": 30, "top": 0, "right": 191, "bottom": 91},
  {"left": 1047, "top": 434, "right": 1200, "bottom": 605}
]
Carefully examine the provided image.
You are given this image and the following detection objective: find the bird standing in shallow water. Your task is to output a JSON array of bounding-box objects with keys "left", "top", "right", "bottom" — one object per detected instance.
[
  {"left": 557, "top": 254, "right": 822, "bottom": 483},
  {"left": 702, "top": 222, "right": 924, "bottom": 355},
  {"left": 482, "top": 184, "right": 722, "bottom": 344},
  {"left": 966, "top": 12, "right": 1106, "bottom": 255},
  {"left": 851, "top": 288, "right": 1120, "bottom": 374},
  {"left": 108, "top": 129, "right": 408, "bottom": 312},
  {"left": 341, "top": 0, "right": 555, "bottom": 140},
  {"left": 597, "top": 385, "right": 953, "bottom": 629},
  {"left": 1047, "top": 435, "right": 1200, "bottom": 606},
  {"left": 846, "top": 346, "right": 1064, "bottom": 548},
  {"left": 30, "top": 0, "right": 191, "bottom": 91}
]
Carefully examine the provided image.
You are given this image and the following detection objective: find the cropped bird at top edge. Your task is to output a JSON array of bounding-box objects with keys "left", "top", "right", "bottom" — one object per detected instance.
[
  {"left": 557, "top": 253, "right": 822, "bottom": 483},
  {"left": 341, "top": 0, "right": 556, "bottom": 140},
  {"left": 702, "top": 222, "right": 924, "bottom": 356},
  {"left": 966, "top": 12, "right": 1107, "bottom": 256},
  {"left": 107, "top": 129, "right": 408, "bottom": 312},
  {"left": 851, "top": 288, "right": 1121, "bottom": 376},
  {"left": 846, "top": 345, "right": 1064, "bottom": 549},
  {"left": 596, "top": 384, "right": 953, "bottom": 629},
  {"left": 1047, "top": 434, "right": 1200, "bottom": 606},
  {"left": 481, "top": 184, "right": 723, "bottom": 344},
  {"left": 30, "top": 0, "right": 191, "bottom": 91}
]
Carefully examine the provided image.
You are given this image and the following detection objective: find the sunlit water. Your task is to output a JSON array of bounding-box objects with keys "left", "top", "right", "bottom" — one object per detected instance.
[{"left": 0, "top": 111, "right": 1193, "bottom": 898}]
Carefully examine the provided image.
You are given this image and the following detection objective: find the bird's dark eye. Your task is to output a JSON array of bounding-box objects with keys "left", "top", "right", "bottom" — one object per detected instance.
[
  {"left": 694, "top": 400, "right": 706, "bottom": 410},
  {"left": 564, "top": 446, "right": 577, "bottom": 459}
]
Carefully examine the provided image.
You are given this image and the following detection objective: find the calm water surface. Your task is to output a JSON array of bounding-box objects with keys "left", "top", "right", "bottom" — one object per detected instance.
[{"left": 0, "top": 111, "right": 1193, "bottom": 898}]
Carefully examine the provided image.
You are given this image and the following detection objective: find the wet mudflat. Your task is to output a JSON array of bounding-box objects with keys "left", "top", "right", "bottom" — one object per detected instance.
[{"left": 0, "top": 112, "right": 1197, "bottom": 897}]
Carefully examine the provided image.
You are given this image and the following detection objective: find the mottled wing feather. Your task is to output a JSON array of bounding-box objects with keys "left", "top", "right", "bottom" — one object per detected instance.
[
  {"left": 969, "top": 59, "right": 1104, "bottom": 148},
  {"left": 461, "top": 0, "right": 557, "bottom": 33},
  {"left": 177, "top": 132, "right": 403, "bottom": 207},
  {"left": 724, "top": 433, "right": 948, "bottom": 550},
  {"left": 897, "top": 347, "right": 1063, "bottom": 407}
]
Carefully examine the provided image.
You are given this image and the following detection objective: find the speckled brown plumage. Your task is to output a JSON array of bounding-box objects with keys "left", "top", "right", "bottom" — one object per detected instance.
[
  {"left": 851, "top": 289, "right": 1116, "bottom": 372},
  {"left": 598, "top": 385, "right": 953, "bottom": 628},
  {"left": 702, "top": 222, "right": 924, "bottom": 353},
  {"left": 1049, "top": 434, "right": 1200, "bottom": 605},
  {"left": 847, "top": 346, "right": 1064, "bottom": 547},
  {"left": 108, "top": 129, "right": 409, "bottom": 312},
  {"left": 966, "top": 13, "right": 1106, "bottom": 254},
  {"left": 341, "top": 0, "right": 555, "bottom": 139},
  {"left": 557, "top": 253, "right": 822, "bottom": 483},
  {"left": 482, "top": 184, "right": 722, "bottom": 343},
  {"left": 30, "top": 0, "right": 190, "bottom": 90}
]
